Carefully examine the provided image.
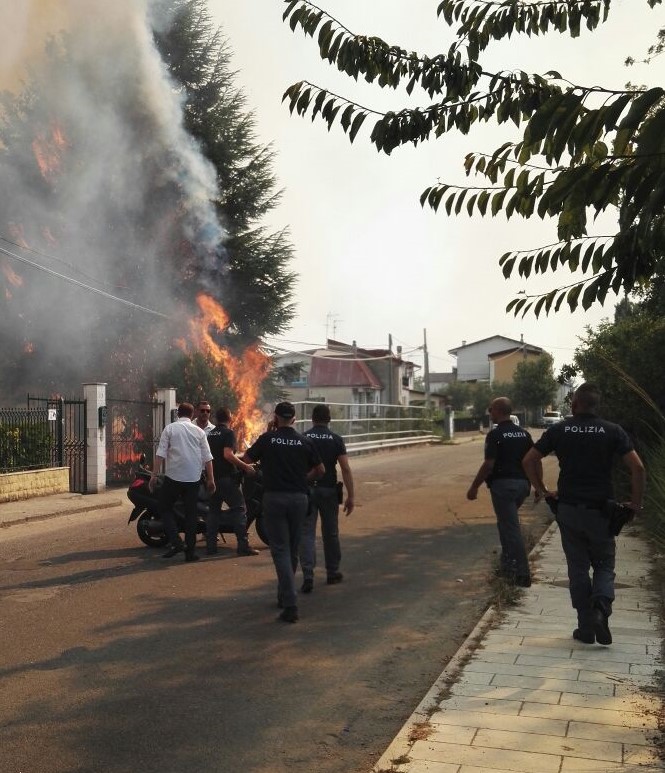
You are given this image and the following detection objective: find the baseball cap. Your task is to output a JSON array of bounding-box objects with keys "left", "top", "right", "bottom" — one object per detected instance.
[{"left": 274, "top": 401, "right": 296, "bottom": 419}]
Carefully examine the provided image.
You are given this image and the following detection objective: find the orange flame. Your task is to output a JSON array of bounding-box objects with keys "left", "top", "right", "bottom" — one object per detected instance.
[
  {"left": 32, "top": 119, "right": 68, "bottom": 182},
  {"left": 189, "top": 293, "right": 270, "bottom": 446},
  {"left": 23, "top": 341, "right": 35, "bottom": 354},
  {"left": 2, "top": 262, "right": 22, "bottom": 288}
]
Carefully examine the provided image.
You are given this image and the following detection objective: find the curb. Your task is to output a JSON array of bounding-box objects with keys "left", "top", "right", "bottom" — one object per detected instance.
[
  {"left": 372, "top": 518, "right": 559, "bottom": 772},
  {"left": 0, "top": 498, "right": 124, "bottom": 528}
]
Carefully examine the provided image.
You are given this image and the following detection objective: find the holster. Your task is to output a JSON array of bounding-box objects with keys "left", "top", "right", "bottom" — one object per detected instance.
[{"left": 603, "top": 500, "right": 635, "bottom": 536}]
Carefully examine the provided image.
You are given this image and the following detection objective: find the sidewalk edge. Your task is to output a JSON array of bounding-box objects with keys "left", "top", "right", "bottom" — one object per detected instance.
[
  {"left": 0, "top": 499, "right": 123, "bottom": 528},
  {"left": 371, "top": 518, "right": 559, "bottom": 772}
]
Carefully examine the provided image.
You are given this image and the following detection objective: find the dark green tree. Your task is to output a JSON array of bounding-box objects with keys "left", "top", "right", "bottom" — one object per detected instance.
[
  {"left": 153, "top": 0, "right": 296, "bottom": 341},
  {"left": 567, "top": 310, "right": 665, "bottom": 439},
  {"left": 512, "top": 354, "right": 558, "bottom": 419},
  {"left": 281, "top": 0, "right": 665, "bottom": 315}
]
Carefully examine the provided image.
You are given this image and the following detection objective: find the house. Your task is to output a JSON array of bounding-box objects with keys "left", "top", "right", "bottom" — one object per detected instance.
[
  {"left": 272, "top": 339, "right": 420, "bottom": 407},
  {"left": 448, "top": 335, "right": 544, "bottom": 383}
]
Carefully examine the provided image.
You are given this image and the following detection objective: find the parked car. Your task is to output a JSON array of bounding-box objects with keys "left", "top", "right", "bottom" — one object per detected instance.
[{"left": 541, "top": 410, "right": 563, "bottom": 427}]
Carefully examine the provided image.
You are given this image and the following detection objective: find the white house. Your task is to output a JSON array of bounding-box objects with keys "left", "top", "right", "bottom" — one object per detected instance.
[{"left": 448, "top": 335, "right": 544, "bottom": 382}]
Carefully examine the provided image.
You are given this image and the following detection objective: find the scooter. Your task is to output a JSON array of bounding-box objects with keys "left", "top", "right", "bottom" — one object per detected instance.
[{"left": 127, "top": 455, "right": 268, "bottom": 548}]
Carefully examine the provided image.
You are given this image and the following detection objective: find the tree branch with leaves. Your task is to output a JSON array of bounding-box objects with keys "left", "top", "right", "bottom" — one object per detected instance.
[{"left": 281, "top": 0, "right": 665, "bottom": 315}]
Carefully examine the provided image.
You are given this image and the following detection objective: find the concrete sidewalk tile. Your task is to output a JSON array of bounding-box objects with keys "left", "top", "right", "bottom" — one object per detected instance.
[
  {"left": 473, "top": 727, "right": 622, "bottom": 763},
  {"left": 559, "top": 758, "right": 624, "bottom": 772},
  {"left": 560, "top": 690, "right": 662, "bottom": 713},
  {"left": 629, "top": 663, "right": 661, "bottom": 676},
  {"left": 490, "top": 674, "right": 614, "bottom": 696},
  {"left": 520, "top": 700, "right": 659, "bottom": 729},
  {"left": 438, "top": 694, "right": 523, "bottom": 715},
  {"left": 613, "top": 675, "right": 662, "bottom": 695},
  {"left": 426, "top": 724, "right": 476, "bottom": 745},
  {"left": 430, "top": 707, "right": 568, "bottom": 737},
  {"left": 460, "top": 671, "right": 495, "bottom": 686},
  {"left": 470, "top": 651, "right": 518, "bottom": 665},
  {"left": 624, "top": 742, "right": 662, "bottom": 765},
  {"left": 567, "top": 649, "right": 658, "bottom": 665},
  {"left": 465, "top": 660, "right": 580, "bottom": 681},
  {"left": 515, "top": 654, "right": 631, "bottom": 675},
  {"left": 450, "top": 682, "right": 563, "bottom": 704},
  {"left": 400, "top": 761, "right": 459, "bottom": 773},
  {"left": 483, "top": 643, "right": 577, "bottom": 660},
  {"left": 409, "top": 740, "right": 562, "bottom": 772},
  {"left": 567, "top": 719, "right": 656, "bottom": 746}
]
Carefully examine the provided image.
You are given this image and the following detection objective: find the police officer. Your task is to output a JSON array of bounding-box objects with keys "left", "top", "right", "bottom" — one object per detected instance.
[
  {"left": 299, "top": 404, "right": 355, "bottom": 593},
  {"left": 467, "top": 397, "right": 534, "bottom": 587},
  {"left": 522, "top": 383, "right": 646, "bottom": 645},
  {"left": 206, "top": 407, "right": 259, "bottom": 557},
  {"left": 241, "top": 402, "right": 324, "bottom": 623}
]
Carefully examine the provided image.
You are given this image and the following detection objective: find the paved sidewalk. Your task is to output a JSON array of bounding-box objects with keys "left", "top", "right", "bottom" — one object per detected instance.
[
  {"left": 0, "top": 489, "right": 124, "bottom": 528},
  {"left": 374, "top": 523, "right": 664, "bottom": 773}
]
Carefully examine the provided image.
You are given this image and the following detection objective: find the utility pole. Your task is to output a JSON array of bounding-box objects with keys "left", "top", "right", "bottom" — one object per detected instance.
[
  {"left": 387, "top": 333, "right": 393, "bottom": 405},
  {"left": 423, "top": 328, "right": 431, "bottom": 409}
]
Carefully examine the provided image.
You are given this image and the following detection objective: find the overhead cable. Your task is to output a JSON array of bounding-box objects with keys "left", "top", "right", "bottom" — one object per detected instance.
[{"left": 0, "top": 244, "right": 170, "bottom": 319}]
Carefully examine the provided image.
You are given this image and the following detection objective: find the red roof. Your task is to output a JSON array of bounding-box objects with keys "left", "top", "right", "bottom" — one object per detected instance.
[{"left": 309, "top": 357, "right": 382, "bottom": 389}]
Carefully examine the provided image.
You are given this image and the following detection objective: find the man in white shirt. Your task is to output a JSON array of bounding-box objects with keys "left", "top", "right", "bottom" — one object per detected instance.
[{"left": 149, "top": 402, "right": 215, "bottom": 562}]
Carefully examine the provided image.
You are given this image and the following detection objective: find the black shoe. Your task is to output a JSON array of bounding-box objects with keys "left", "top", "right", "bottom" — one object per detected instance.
[
  {"left": 162, "top": 544, "right": 184, "bottom": 559},
  {"left": 237, "top": 546, "right": 260, "bottom": 556},
  {"left": 515, "top": 575, "right": 532, "bottom": 588},
  {"left": 301, "top": 578, "right": 313, "bottom": 593},
  {"left": 206, "top": 546, "right": 218, "bottom": 556},
  {"left": 592, "top": 607, "right": 612, "bottom": 645},
  {"left": 573, "top": 628, "right": 595, "bottom": 644},
  {"left": 326, "top": 572, "right": 343, "bottom": 585},
  {"left": 185, "top": 552, "right": 200, "bottom": 563},
  {"left": 278, "top": 606, "right": 298, "bottom": 623}
]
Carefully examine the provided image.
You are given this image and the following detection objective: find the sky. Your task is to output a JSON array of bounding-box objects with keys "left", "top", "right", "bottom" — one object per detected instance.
[{"left": 207, "top": 0, "right": 665, "bottom": 376}]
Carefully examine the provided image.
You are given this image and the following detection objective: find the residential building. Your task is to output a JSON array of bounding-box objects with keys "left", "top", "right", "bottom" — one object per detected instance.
[
  {"left": 448, "top": 335, "right": 544, "bottom": 383},
  {"left": 272, "top": 339, "right": 420, "bottom": 407}
]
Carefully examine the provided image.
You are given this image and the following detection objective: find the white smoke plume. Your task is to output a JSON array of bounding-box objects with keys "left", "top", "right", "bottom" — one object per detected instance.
[{"left": 0, "top": 0, "right": 227, "bottom": 397}]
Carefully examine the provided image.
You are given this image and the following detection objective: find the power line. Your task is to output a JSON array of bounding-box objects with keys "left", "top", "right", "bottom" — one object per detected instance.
[{"left": 0, "top": 244, "right": 170, "bottom": 319}]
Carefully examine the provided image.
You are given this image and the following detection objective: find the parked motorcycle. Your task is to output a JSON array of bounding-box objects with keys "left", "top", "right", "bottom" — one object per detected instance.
[{"left": 127, "top": 455, "right": 268, "bottom": 548}]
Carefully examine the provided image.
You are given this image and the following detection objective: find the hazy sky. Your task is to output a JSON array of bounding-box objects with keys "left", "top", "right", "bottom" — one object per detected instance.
[{"left": 209, "top": 1, "right": 662, "bottom": 375}]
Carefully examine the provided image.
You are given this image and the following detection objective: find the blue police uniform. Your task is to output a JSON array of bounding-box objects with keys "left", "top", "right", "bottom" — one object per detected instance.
[
  {"left": 299, "top": 425, "right": 347, "bottom": 585},
  {"left": 484, "top": 420, "right": 534, "bottom": 583},
  {"left": 534, "top": 413, "right": 634, "bottom": 630},
  {"left": 245, "top": 426, "right": 321, "bottom": 614}
]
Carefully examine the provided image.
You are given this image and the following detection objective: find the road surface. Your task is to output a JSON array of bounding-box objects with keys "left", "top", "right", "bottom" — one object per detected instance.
[{"left": 0, "top": 441, "right": 552, "bottom": 773}]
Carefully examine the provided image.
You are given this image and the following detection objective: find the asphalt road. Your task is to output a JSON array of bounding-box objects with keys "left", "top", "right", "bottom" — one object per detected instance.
[{"left": 0, "top": 441, "right": 552, "bottom": 773}]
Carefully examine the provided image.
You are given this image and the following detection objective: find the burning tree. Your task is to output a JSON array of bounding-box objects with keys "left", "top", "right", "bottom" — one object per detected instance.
[{"left": 0, "top": 0, "right": 293, "bottom": 444}]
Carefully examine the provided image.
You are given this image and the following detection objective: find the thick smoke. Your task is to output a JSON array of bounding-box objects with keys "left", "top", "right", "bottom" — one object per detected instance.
[{"left": 0, "top": 0, "right": 226, "bottom": 399}]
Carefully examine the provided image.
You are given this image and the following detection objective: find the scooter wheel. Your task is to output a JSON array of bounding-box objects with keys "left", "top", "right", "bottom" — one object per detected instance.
[{"left": 136, "top": 510, "right": 169, "bottom": 548}]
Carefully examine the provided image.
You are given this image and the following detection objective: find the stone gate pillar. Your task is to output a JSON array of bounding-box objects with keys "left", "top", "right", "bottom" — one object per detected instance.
[
  {"left": 154, "top": 387, "right": 177, "bottom": 438},
  {"left": 83, "top": 382, "right": 107, "bottom": 494}
]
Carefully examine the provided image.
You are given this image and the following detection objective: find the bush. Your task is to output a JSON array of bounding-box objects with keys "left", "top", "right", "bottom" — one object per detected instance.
[{"left": 0, "top": 421, "right": 51, "bottom": 472}]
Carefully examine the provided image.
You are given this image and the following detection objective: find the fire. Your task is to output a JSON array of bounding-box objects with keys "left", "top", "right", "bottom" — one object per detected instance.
[
  {"left": 32, "top": 119, "right": 68, "bottom": 182},
  {"left": 1, "top": 262, "right": 22, "bottom": 287},
  {"left": 189, "top": 292, "right": 271, "bottom": 446},
  {"left": 23, "top": 341, "right": 35, "bottom": 354}
]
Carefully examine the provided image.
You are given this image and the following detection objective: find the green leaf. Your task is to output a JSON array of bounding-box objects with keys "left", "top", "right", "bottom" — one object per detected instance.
[{"left": 349, "top": 112, "right": 367, "bottom": 143}]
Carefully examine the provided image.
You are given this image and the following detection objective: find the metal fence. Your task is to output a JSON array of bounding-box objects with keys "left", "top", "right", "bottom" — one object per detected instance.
[
  {"left": 292, "top": 401, "right": 439, "bottom": 452},
  {"left": 0, "top": 407, "right": 52, "bottom": 473},
  {"left": 27, "top": 395, "right": 87, "bottom": 492}
]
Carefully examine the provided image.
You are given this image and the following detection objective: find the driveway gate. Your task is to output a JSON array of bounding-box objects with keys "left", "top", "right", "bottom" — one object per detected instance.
[
  {"left": 27, "top": 395, "right": 87, "bottom": 493},
  {"left": 106, "top": 398, "right": 164, "bottom": 486}
]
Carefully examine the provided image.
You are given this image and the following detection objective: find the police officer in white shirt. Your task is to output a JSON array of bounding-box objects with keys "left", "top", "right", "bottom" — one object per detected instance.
[{"left": 149, "top": 402, "right": 215, "bottom": 562}]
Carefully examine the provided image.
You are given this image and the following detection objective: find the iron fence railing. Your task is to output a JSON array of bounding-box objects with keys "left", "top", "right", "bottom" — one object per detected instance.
[
  {"left": 0, "top": 407, "right": 52, "bottom": 473},
  {"left": 292, "top": 401, "right": 439, "bottom": 452}
]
